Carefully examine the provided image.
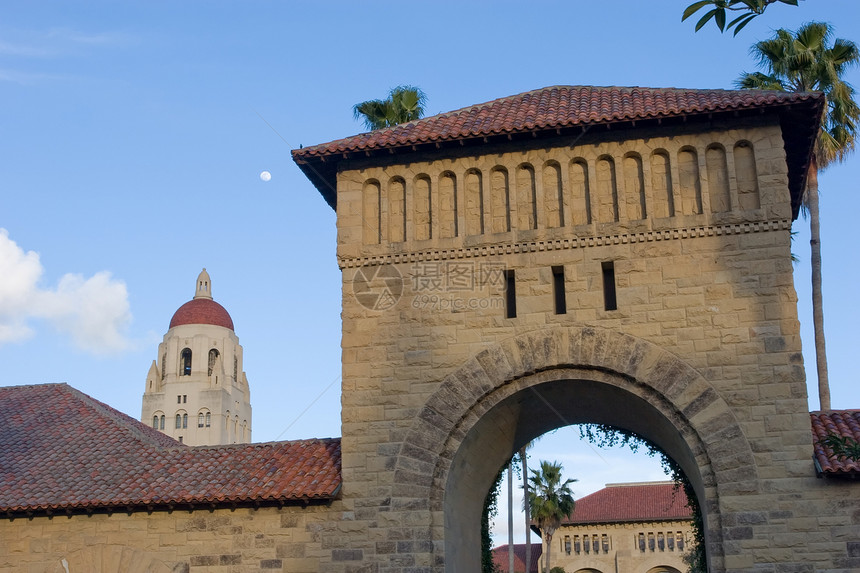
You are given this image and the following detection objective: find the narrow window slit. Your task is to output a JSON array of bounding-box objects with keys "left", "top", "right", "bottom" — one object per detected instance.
[
  {"left": 552, "top": 266, "right": 566, "bottom": 315},
  {"left": 504, "top": 270, "right": 517, "bottom": 318},
  {"left": 602, "top": 261, "right": 617, "bottom": 311}
]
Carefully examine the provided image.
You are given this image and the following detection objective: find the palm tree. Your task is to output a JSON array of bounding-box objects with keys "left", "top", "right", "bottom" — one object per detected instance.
[
  {"left": 737, "top": 22, "right": 859, "bottom": 410},
  {"left": 353, "top": 85, "right": 427, "bottom": 131},
  {"left": 527, "top": 461, "right": 576, "bottom": 573}
]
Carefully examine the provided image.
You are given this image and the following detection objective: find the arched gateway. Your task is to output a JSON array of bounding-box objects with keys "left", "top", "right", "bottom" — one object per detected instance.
[
  {"left": 293, "top": 86, "right": 860, "bottom": 572},
  {"left": 394, "top": 327, "right": 745, "bottom": 570}
]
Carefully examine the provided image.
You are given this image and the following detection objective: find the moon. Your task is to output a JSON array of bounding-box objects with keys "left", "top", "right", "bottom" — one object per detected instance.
[{"left": 260, "top": 171, "right": 272, "bottom": 182}]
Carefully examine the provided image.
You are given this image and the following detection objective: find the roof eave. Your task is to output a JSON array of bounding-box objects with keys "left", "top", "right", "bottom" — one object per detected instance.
[
  {"left": 292, "top": 95, "right": 824, "bottom": 216},
  {"left": 1, "top": 491, "right": 342, "bottom": 520}
]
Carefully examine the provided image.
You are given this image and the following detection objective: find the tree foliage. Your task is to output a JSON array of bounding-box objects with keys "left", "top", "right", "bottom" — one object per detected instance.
[
  {"left": 738, "top": 22, "right": 859, "bottom": 168},
  {"left": 528, "top": 461, "right": 576, "bottom": 573},
  {"left": 737, "top": 21, "right": 859, "bottom": 409},
  {"left": 821, "top": 433, "right": 860, "bottom": 461},
  {"left": 682, "top": 0, "right": 799, "bottom": 36},
  {"left": 352, "top": 85, "right": 428, "bottom": 131},
  {"left": 482, "top": 465, "right": 504, "bottom": 573}
]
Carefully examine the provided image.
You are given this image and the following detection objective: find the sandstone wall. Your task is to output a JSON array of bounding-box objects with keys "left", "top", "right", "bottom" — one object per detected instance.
[
  {"left": 0, "top": 503, "right": 343, "bottom": 573},
  {"left": 331, "top": 119, "right": 860, "bottom": 572}
]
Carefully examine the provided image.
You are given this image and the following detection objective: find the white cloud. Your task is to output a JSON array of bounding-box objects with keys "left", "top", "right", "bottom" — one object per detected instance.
[{"left": 0, "top": 229, "right": 132, "bottom": 355}]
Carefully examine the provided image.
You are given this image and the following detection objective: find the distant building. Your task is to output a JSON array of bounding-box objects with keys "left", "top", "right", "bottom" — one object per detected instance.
[
  {"left": 491, "top": 542, "right": 542, "bottom": 573},
  {"left": 141, "top": 269, "right": 252, "bottom": 445},
  {"left": 556, "top": 482, "right": 692, "bottom": 573},
  {"left": 494, "top": 481, "right": 693, "bottom": 573}
]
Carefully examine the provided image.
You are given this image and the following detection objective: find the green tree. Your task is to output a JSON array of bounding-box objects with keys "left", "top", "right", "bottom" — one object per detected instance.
[
  {"left": 737, "top": 21, "right": 859, "bottom": 410},
  {"left": 352, "top": 85, "right": 427, "bottom": 131},
  {"left": 482, "top": 466, "right": 504, "bottom": 573},
  {"left": 821, "top": 434, "right": 860, "bottom": 461},
  {"left": 527, "top": 461, "right": 576, "bottom": 573},
  {"left": 682, "top": 0, "right": 799, "bottom": 36}
]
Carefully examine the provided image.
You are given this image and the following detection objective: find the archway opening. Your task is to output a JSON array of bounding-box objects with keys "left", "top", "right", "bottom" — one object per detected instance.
[
  {"left": 487, "top": 423, "right": 700, "bottom": 573},
  {"left": 444, "top": 373, "right": 711, "bottom": 572}
]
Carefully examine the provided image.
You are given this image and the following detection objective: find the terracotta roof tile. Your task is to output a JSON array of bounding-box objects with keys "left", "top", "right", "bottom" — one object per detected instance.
[
  {"left": 292, "top": 85, "right": 823, "bottom": 216},
  {"left": 811, "top": 410, "right": 860, "bottom": 475},
  {"left": 169, "top": 298, "right": 234, "bottom": 330},
  {"left": 491, "top": 543, "right": 542, "bottom": 573},
  {"left": 561, "top": 482, "right": 693, "bottom": 525},
  {"left": 295, "top": 85, "right": 818, "bottom": 157},
  {"left": 0, "top": 384, "right": 341, "bottom": 515}
]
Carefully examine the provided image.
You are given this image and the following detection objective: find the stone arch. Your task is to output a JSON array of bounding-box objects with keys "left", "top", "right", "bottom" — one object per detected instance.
[
  {"left": 437, "top": 171, "right": 458, "bottom": 239},
  {"left": 489, "top": 166, "right": 511, "bottom": 233},
  {"left": 542, "top": 160, "right": 564, "bottom": 228},
  {"left": 515, "top": 162, "right": 537, "bottom": 230},
  {"left": 53, "top": 545, "right": 175, "bottom": 573},
  {"left": 464, "top": 168, "right": 484, "bottom": 235},
  {"left": 677, "top": 147, "right": 703, "bottom": 215},
  {"left": 650, "top": 149, "right": 675, "bottom": 218},
  {"left": 361, "top": 179, "right": 382, "bottom": 244},
  {"left": 595, "top": 155, "right": 618, "bottom": 222},
  {"left": 622, "top": 152, "right": 646, "bottom": 220},
  {"left": 706, "top": 143, "right": 731, "bottom": 213},
  {"left": 393, "top": 326, "right": 755, "bottom": 572},
  {"left": 569, "top": 158, "right": 591, "bottom": 225},
  {"left": 387, "top": 176, "right": 407, "bottom": 242},
  {"left": 413, "top": 174, "right": 432, "bottom": 241},
  {"left": 733, "top": 140, "right": 760, "bottom": 211}
]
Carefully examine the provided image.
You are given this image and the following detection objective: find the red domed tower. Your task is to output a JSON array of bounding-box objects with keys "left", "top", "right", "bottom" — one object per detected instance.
[{"left": 141, "top": 269, "right": 252, "bottom": 446}]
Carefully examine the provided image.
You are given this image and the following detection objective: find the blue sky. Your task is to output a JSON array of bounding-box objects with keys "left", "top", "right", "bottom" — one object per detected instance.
[{"left": 1, "top": 0, "right": 858, "bottom": 545}]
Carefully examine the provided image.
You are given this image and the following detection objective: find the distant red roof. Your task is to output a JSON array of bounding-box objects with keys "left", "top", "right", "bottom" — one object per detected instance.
[
  {"left": 0, "top": 384, "right": 341, "bottom": 516},
  {"left": 292, "top": 85, "right": 823, "bottom": 216},
  {"left": 491, "top": 543, "right": 542, "bottom": 573},
  {"left": 169, "top": 298, "right": 234, "bottom": 331},
  {"left": 811, "top": 410, "right": 860, "bottom": 476},
  {"left": 562, "top": 482, "right": 693, "bottom": 525}
]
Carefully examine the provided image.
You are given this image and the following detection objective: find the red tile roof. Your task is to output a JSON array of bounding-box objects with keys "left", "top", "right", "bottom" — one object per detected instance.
[
  {"left": 169, "top": 298, "right": 235, "bottom": 331},
  {"left": 811, "top": 410, "right": 860, "bottom": 476},
  {"left": 491, "top": 543, "right": 542, "bottom": 573},
  {"left": 562, "top": 482, "right": 693, "bottom": 525},
  {"left": 292, "top": 85, "right": 823, "bottom": 215},
  {"left": 0, "top": 384, "right": 341, "bottom": 516}
]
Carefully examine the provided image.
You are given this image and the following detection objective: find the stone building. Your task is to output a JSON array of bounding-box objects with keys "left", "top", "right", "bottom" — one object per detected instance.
[
  {"left": 141, "top": 269, "right": 252, "bottom": 445},
  {"left": 493, "top": 482, "right": 694, "bottom": 573},
  {"left": 1, "top": 85, "right": 859, "bottom": 572},
  {"left": 549, "top": 482, "right": 694, "bottom": 573},
  {"left": 291, "top": 85, "right": 860, "bottom": 571}
]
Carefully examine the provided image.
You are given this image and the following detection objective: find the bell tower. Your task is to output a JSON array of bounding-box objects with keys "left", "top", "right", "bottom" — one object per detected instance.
[{"left": 142, "top": 269, "right": 252, "bottom": 445}]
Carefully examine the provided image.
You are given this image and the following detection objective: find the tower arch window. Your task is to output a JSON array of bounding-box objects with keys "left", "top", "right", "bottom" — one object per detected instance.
[
  {"left": 175, "top": 414, "right": 182, "bottom": 429},
  {"left": 160, "top": 415, "right": 165, "bottom": 430},
  {"left": 152, "top": 416, "right": 159, "bottom": 428},
  {"left": 198, "top": 412, "right": 204, "bottom": 428},
  {"left": 208, "top": 349, "right": 220, "bottom": 376},
  {"left": 182, "top": 413, "right": 188, "bottom": 429},
  {"left": 205, "top": 412, "right": 211, "bottom": 427},
  {"left": 180, "top": 348, "right": 192, "bottom": 376}
]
